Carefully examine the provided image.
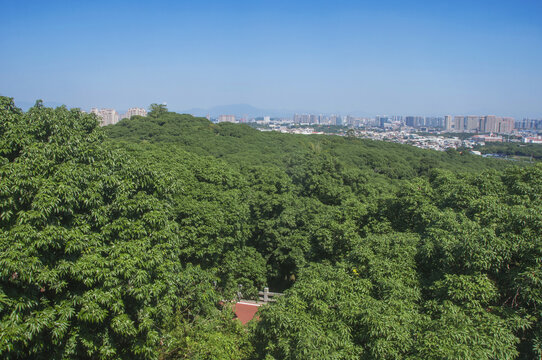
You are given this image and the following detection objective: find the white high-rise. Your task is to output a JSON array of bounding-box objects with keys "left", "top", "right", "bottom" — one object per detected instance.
[
  {"left": 218, "top": 115, "right": 236, "bottom": 123},
  {"left": 125, "top": 107, "right": 147, "bottom": 119},
  {"left": 91, "top": 108, "right": 119, "bottom": 126}
]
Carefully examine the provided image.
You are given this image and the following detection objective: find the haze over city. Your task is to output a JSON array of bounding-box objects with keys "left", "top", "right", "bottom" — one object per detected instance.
[{"left": 1, "top": 0, "right": 541, "bottom": 118}]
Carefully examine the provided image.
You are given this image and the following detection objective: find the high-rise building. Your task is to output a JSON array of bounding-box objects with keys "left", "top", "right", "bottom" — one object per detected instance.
[
  {"left": 453, "top": 116, "right": 466, "bottom": 132},
  {"left": 218, "top": 115, "right": 236, "bottom": 123},
  {"left": 91, "top": 108, "right": 119, "bottom": 126},
  {"left": 465, "top": 116, "right": 481, "bottom": 131},
  {"left": 125, "top": 107, "right": 147, "bottom": 118},
  {"left": 318, "top": 115, "right": 326, "bottom": 124},
  {"left": 481, "top": 115, "right": 497, "bottom": 133},
  {"left": 376, "top": 116, "right": 391, "bottom": 127},
  {"left": 480, "top": 116, "right": 514, "bottom": 133},
  {"left": 424, "top": 117, "right": 443, "bottom": 128},
  {"left": 444, "top": 115, "right": 453, "bottom": 131},
  {"left": 517, "top": 118, "right": 542, "bottom": 130},
  {"left": 345, "top": 115, "right": 357, "bottom": 126},
  {"left": 405, "top": 116, "right": 424, "bottom": 127},
  {"left": 102, "top": 109, "right": 119, "bottom": 126},
  {"left": 293, "top": 114, "right": 311, "bottom": 124},
  {"left": 500, "top": 117, "right": 514, "bottom": 133},
  {"left": 328, "top": 114, "right": 340, "bottom": 126}
]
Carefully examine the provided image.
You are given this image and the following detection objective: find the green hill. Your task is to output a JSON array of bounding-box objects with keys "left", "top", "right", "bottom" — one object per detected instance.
[{"left": 2, "top": 99, "right": 541, "bottom": 359}]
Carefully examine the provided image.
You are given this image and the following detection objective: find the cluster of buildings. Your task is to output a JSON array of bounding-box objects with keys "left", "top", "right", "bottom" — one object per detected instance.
[
  {"left": 271, "top": 126, "right": 542, "bottom": 152},
  {"left": 271, "top": 127, "right": 470, "bottom": 151},
  {"left": 85, "top": 105, "right": 541, "bottom": 148},
  {"left": 215, "top": 114, "right": 377, "bottom": 127},
  {"left": 255, "top": 113, "right": 542, "bottom": 152},
  {"left": 214, "top": 113, "right": 542, "bottom": 136},
  {"left": 366, "top": 131, "right": 467, "bottom": 151},
  {"left": 217, "top": 115, "right": 273, "bottom": 123},
  {"left": 515, "top": 118, "right": 542, "bottom": 131},
  {"left": 84, "top": 103, "right": 541, "bottom": 137},
  {"left": 443, "top": 115, "right": 515, "bottom": 133},
  {"left": 292, "top": 114, "right": 349, "bottom": 126},
  {"left": 371, "top": 115, "right": 517, "bottom": 133},
  {"left": 90, "top": 107, "right": 147, "bottom": 126}
]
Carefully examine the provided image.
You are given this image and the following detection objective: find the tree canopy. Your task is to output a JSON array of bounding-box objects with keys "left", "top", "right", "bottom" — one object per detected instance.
[
  {"left": 1, "top": 97, "right": 541, "bottom": 359},
  {"left": 0, "top": 98, "right": 218, "bottom": 359},
  {"left": 148, "top": 104, "right": 168, "bottom": 118}
]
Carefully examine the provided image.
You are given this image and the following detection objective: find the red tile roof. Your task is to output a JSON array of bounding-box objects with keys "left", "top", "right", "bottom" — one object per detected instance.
[{"left": 233, "top": 301, "right": 261, "bottom": 324}]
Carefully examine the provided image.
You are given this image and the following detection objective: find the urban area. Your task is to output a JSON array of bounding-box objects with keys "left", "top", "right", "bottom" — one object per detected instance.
[{"left": 91, "top": 107, "right": 542, "bottom": 153}]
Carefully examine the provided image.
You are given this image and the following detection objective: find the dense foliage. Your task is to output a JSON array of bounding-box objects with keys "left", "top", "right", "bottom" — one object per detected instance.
[
  {"left": 0, "top": 99, "right": 219, "bottom": 359},
  {"left": 1, "top": 98, "right": 541, "bottom": 359}
]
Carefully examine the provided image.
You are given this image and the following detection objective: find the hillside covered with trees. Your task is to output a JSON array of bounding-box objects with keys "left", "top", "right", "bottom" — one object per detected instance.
[{"left": 1, "top": 98, "right": 541, "bottom": 359}]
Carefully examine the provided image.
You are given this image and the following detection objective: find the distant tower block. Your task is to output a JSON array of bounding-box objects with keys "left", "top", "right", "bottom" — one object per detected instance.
[{"left": 218, "top": 115, "right": 236, "bottom": 123}]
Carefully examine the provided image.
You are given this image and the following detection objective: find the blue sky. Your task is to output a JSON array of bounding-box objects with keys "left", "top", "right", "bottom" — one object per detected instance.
[{"left": 1, "top": 0, "right": 541, "bottom": 117}]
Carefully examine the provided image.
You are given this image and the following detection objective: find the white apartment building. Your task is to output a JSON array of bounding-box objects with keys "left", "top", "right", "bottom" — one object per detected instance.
[
  {"left": 91, "top": 108, "right": 119, "bottom": 126},
  {"left": 218, "top": 115, "right": 236, "bottom": 123},
  {"left": 125, "top": 107, "right": 147, "bottom": 119}
]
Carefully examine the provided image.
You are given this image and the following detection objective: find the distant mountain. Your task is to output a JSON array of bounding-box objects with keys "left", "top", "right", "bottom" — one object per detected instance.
[
  {"left": 179, "top": 104, "right": 380, "bottom": 119},
  {"left": 12, "top": 99, "right": 373, "bottom": 118},
  {"left": 180, "top": 104, "right": 292, "bottom": 118}
]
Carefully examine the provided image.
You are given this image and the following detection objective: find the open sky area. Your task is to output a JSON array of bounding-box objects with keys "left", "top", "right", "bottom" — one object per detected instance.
[{"left": 1, "top": 0, "right": 541, "bottom": 117}]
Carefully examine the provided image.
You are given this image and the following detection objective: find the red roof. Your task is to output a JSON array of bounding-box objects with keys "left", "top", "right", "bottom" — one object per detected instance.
[{"left": 233, "top": 302, "right": 261, "bottom": 324}]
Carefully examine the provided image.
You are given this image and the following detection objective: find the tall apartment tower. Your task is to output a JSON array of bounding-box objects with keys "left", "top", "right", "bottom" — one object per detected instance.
[
  {"left": 405, "top": 116, "right": 424, "bottom": 127},
  {"left": 466, "top": 116, "right": 481, "bottom": 132},
  {"left": 126, "top": 107, "right": 147, "bottom": 118},
  {"left": 91, "top": 108, "right": 119, "bottom": 126},
  {"left": 444, "top": 115, "right": 453, "bottom": 131},
  {"left": 500, "top": 117, "right": 515, "bottom": 133},
  {"left": 482, "top": 116, "right": 498, "bottom": 133},
  {"left": 102, "top": 109, "right": 119, "bottom": 126},
  {"left": 218, "top": 115, "right": 236, "bottom": 123},
  {"left": 481, "top": 116, "right": 514, "bottom": 133},
  {"left": 519, "top": 118, "right": 542, "bottom": 130},
  {"left": 453, "top": 116, "right": 466, "bottom": 132}
]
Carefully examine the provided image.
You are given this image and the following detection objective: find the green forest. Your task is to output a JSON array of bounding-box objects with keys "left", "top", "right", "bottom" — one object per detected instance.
[{"left": 1, "top": 97, "right": 541, "bottom": 359}]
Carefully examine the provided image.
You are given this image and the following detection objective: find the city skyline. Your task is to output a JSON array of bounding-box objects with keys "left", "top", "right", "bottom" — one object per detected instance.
[
  {"left": 10, "top": 99, "right": 542, "bottom": 123},
  {"left": 1, "top": 0, "right": 541, "bottom": 118},
  {"left": 82, "top": 102, "right": 542, "bottom": 135}
]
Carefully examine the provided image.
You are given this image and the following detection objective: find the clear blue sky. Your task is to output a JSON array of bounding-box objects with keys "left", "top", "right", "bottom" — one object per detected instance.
[{"left": 1, "top": 0, "right": 541, "bottom": 118}]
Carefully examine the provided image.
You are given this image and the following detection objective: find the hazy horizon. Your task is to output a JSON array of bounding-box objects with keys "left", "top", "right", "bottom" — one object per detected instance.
[
  {"left": 9, "top": 99, "right": 540, "bottom": 120},
  {"left": 2, "top": 0, "right": 541, "bottom": 119}
]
